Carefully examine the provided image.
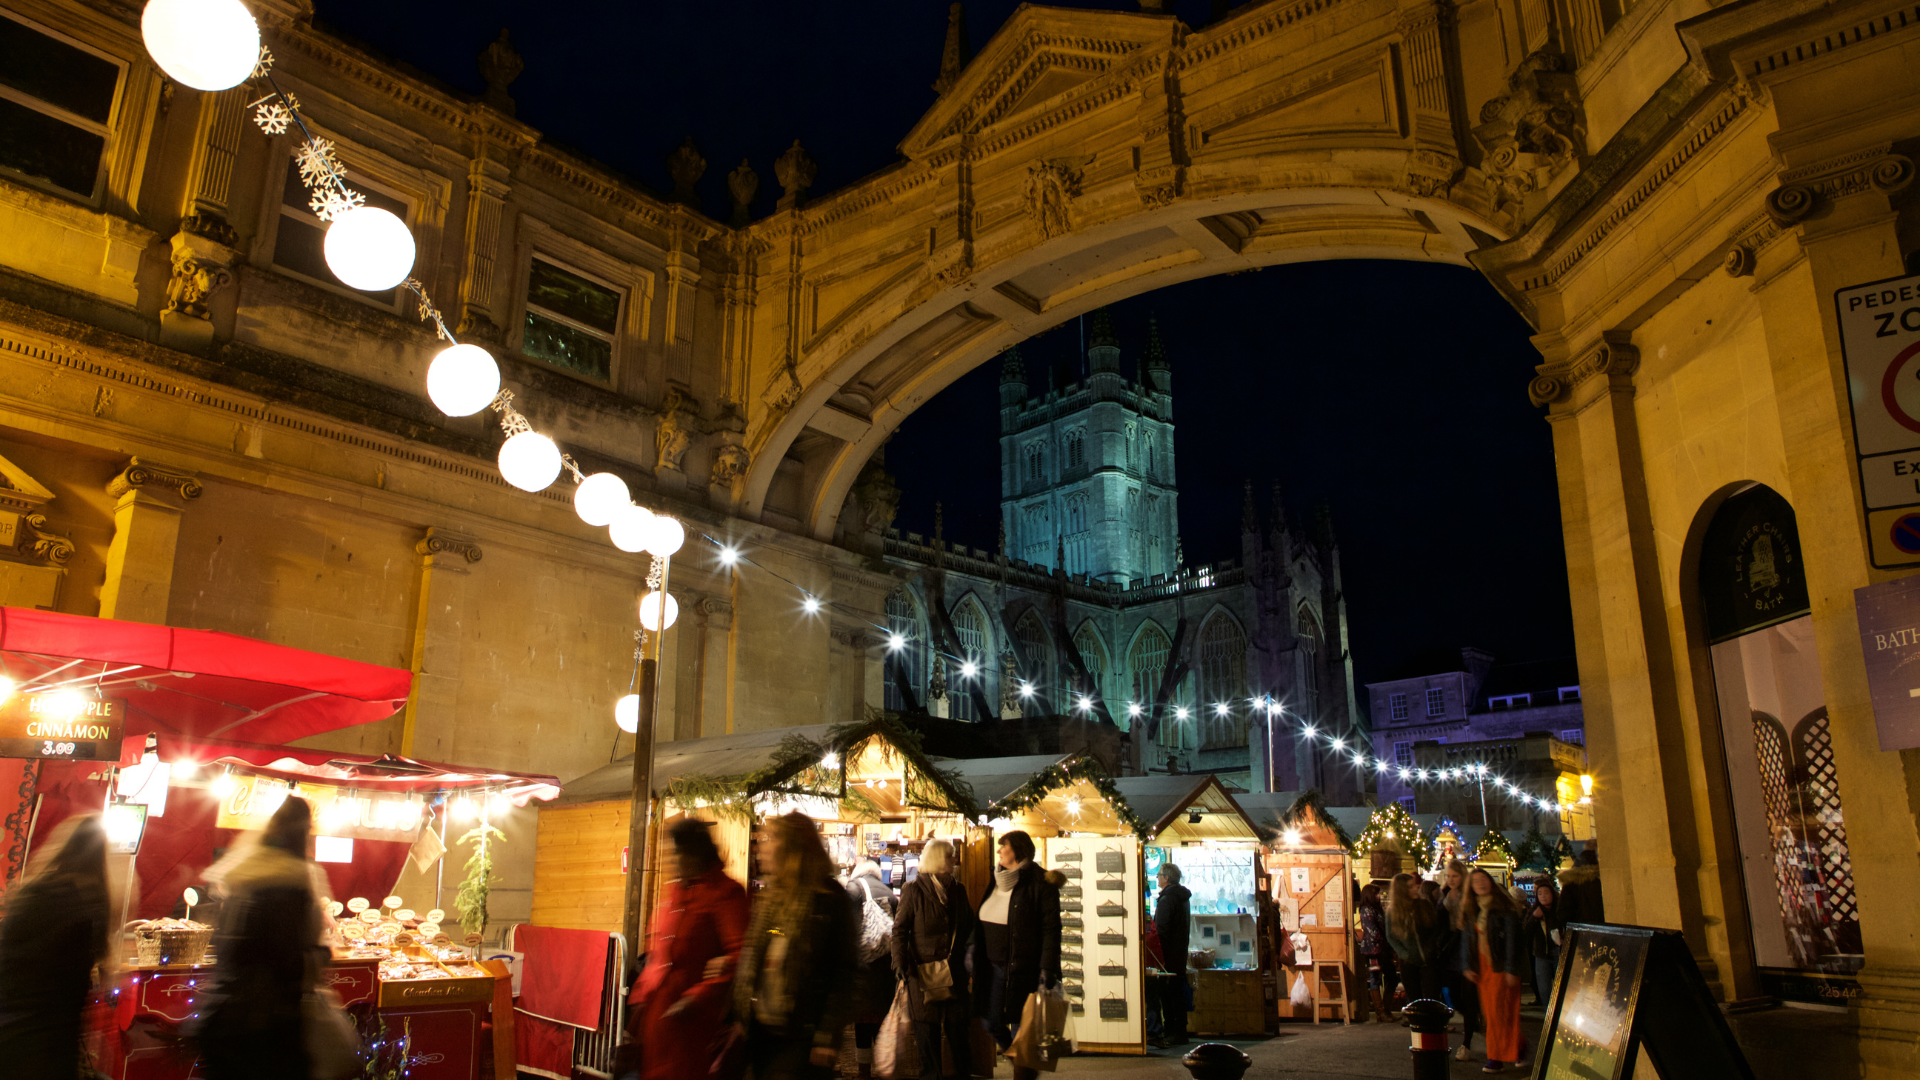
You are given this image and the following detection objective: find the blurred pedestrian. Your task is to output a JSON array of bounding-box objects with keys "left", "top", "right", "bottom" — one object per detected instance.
[
  {"left": 1522, "top": 881, "right": 1564, "bottom": 1006},
  {"left": 197, "top": 797, "right": 331, "bottom": 1080},
  {"left": 969, "top": 830, "right": 1061, "bottom": 1080},
  {"left": 735, "top": 812, "right": 855, "bottom": 1080},
  {"left": 0, "top": 815, "right": 119, "bottom": 1080},
  {"left": 1439, "top": 859, "right": 1480, "bottom": 1062},
  {"left": 1460, "top": 869, "right": 1526, "bottom": 1073},
  {"left": 892, "top": 839, "right": 972, "bottom": 1080},
  {"left": 844, "top": 858, "right": 897, "bottom": 1077},
  {"left": 631, "top": 818, "right": 747, "bottom": 1080},
  {"left": 1150, "top": 862, "right": 1190, "bottom": 1047},
  {"left": 1384, "top": 873, "right": 1441, "bottom": 1022},
  {"left": 1355, "top": 883, "right": 1396, "bottom": 1022},
  {"left": 1557, "top": 849, "right": 1605, "bottom": 926}
]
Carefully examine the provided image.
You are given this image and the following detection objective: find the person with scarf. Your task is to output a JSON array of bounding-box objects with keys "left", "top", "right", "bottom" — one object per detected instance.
[
  {"left": 1459, "top": 869, "right": 1527, "bottom": 1073},
  {"left": 0, "top": 815, "right": 121, "bottom": 1080},
  {"left": 891, "top": 839, "right": 973, "bottom": 1080},
  {"left": 630, "top": 818, "right": 747, "bottom": 1080},
  {"left": 734, "top": 812, "right": 855, "bottom": 1080},
  {"left": 196, "top": 797, "right": 333, "bottom": 1080},
  {"left": 968, "top": 830, "right": 1061, "bottom": 1080}
]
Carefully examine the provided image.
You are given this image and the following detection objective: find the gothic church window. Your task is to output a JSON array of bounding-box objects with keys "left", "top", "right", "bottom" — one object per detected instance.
[
  {"left": 0, "top": 10, "right": 122, "bottom": 201},
  {"left": 522, "top": 256, "right": 622, "bottom": 382},
  {"left": 1297, "top": 607, "right": 1322, "bottom": 728},
  {"left": 1126, "top": 424, "right": 1136, "bottom": 469},
  {"left": 275, "top": 157, "right": 415, "bottom": 307},
  {"left": 951, "top": 598, "right": 990, "bottom": 721},
  {"left": 884, "top": 588, "right": 925, "bottom": 713},
  {"left": 1197, "top": 616, "right": 1250, "bottom": 749},
  {"left": 1065, "top": 493, "right": 1091, "bottom": 575},
  {"left": 1014, "top": 611, "right": 1053, "bottom": 709},
  {"left": 1073, "top": 622, "right": 1110, "bottom": 708},
  {"left": 1127, "top": 623, "right": 1170, "bottom": 738},
  {"left": 1065, "top": 430, "right": 1086, "bottom": 469}
]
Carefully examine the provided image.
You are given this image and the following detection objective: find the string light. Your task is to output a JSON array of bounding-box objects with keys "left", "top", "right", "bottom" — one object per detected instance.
[
  {"left": 719, "top": 546, "right": 740, "bottom": 566},
  {"left": 802, "top": 595, "right": 822, "bottom": 614},
  {"left": 888, "top": 632, "right": 906, "bottom": 652},
  {"left": 1019, "top": 681, "right": 1035, "bottom": 699},
  {"left": 960, "top": 660, "right": 978, "bottom": 680}
]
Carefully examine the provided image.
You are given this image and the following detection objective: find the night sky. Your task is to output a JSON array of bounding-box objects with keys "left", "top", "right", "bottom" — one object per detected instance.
[{"left": 312, "top": 0, "right": 1577, "bottom": 699}]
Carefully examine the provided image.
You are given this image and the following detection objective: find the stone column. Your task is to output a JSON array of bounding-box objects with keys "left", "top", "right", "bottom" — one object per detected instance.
[
  {"left": 690, "top": 597, "right": 734, "bottom": 738},
  {"left": 100, "top": 459, "right": 201, "bottom": 623},
  {"left": 401, "top": 529, "right": 481, "bottom": 759},
  {"left": 457, "top": 155, "right": 512, "bottom": 344},
  {"left": 161, "top": 86, "right": 247, "bottom": 354}
]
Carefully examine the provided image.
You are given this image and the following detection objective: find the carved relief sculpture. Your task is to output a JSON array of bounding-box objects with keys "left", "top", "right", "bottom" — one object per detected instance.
[
  {"left": 656, "top": 388, "right": 697, "bottom": 473},
  {"left": 668, "top": 137, "right": 706, "bottom": 206},
  {"left": 775, "top": 140, "right": 817, "bottom": 210},
  {"left": 164, "top": 243, "right": 234, "bottom": 321},
  {"left": 477, "top": 30, "right": 524, "bottom": 114},
  {"left": 710, "top": 442, "right": 750, "bottom": 487},
  {"left": 1025, "top": 158, "right": 1088, "bottom": 239},
  {"left": 728, "top": 159, "right": 760, "bottom": 226},
  {"left": 1473, "top": 51, "right": 1586, "bottom": 232}
]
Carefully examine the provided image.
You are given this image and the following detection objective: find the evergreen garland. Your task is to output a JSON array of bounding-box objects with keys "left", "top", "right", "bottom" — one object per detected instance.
[
  {"left": 454, "top": 821, "right": 503, "bottom": 938},
  {"left": 1276, "top": 788, "right": 1354, "bottom": 849},
  {"left": 1513, "top": 826, "right": 1551, "bottom": 873},
  {"left": 985, "top": 756, "right": 1153, "bottom": 841},
  {"left": 1351, "top": 803, "right": 1432, "bottom": 871},
  {"left": 1470, "top": 827, "right": 1517, "bottom": 867}
]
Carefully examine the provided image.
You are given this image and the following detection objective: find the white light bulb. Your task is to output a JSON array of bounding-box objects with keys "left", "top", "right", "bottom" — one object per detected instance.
[
  {"left": 719, "top": 546, "right": 739, "bottom": 565},
  {"left": 323, "top": 206, "right": 416, "bottom": 291},
  {"left": 1303, "top": 725, "right": 1317, "bottom": 738},
  {"left": 1019, "top": 682, "right": 1034, "bottom": 698},
  {"left": 614, "top": 694, "right": 640, "bottom": 733},
  {"left": 142, "top": 0, "right": 260, "bottom": 91},
  {"left": 426, "top": 344, "right": 500, "bottom": 417},
  {"left": 490, "top": 793, "right": 511, "bottom": 817},
  {"left": 498, "top": 430, "right": 562, "bottom": 491},
  {"left": 174, "top": 758, "right": 198, "bottom": 778},
  {"left": 802, "top": 595, "right": 822, "bottom": 614},
  {"left": 644, "top": 514, "right": 686, "bottom": 557},
  {"left": 1214, "top": 703, "right": 1229, "bottom": 717},
  {"left": 610, "top": 503, "right": 655, "bottom": 552},
  {"left": 453, "top": 796, "right": 476, "bottom": 822},
  {"left": 572, "top": 472, "right": 630, "bottom": 527},
  {"left": 960, "top": 660, "right": 978, "bottom": 679},
  {"left": 1127, "top": 702, "right": 1143, "bottom": 717},
  {"left": 887, "top": 632, "right": 906, "bottom": 652},
  {"left": 1175, "top": 706, "right": 1189, "bottom": 720},
  {"left": 638, "top": 590, "right": 678, "bottom": 631}
]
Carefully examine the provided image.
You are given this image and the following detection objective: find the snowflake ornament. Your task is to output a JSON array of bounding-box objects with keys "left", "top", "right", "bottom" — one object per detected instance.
[
  {"left": 253, "top": 101, "right": 293, "bottom": 135},
  {"left": 251, "top": 46, "right": 275, "bottom": 79},
  {"left": 310, "top": 186, "right": 366, "bottom": 222},
  {"left": 295, "top": 138, "right": 343, "bottom": 189}
]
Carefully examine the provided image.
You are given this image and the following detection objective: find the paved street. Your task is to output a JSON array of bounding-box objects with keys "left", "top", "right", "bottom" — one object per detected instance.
[{"left": 1047, "top": 1013, "right": 1547, "bottom": 1079}]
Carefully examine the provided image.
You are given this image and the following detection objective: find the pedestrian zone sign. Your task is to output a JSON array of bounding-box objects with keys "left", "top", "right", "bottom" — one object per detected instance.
[{"left": 1837, "top": 272, "right": 1920, "bottom": 568}]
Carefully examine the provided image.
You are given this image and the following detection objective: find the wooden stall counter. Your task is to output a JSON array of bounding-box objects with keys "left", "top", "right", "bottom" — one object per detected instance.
[{"left": 1187, "top": 968, "right": 1266, "bottom": 1037}]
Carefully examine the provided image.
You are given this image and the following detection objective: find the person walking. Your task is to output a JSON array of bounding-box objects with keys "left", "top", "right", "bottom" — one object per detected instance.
[
  {"left": 1354, "top": 883, "right": 1396, "bottom": 1022},
  {"left": 197, "top": 797, "right": 331, "bottom": 1080},
  {"left": 1521, "top": 881, "right": 1564, "bottom": 1006},
  {"left": 891, "top": 839, "right": 973, "bottom": 1080},
  {"left": 1460, "top": 869, "right": 1527, "bottom": 1074},
  {"left": 0, "top": 815, "right": 119, "bottom": 1080},
  {"left": 1557, "top": 850, "right": 1605, "bottom": 926},
  {"left": 1439, "top": 859, "right": 1480, "bottom": 1062},
  {"left": 1384, "top": 873, "right": 1441, "bottom": 1020},
  {"left": 1150, "top": 863, "right": 1191, "bottom": 1047},
  {"left": 969, "top": 830, "right": 1061, "bottom": 1080},
  {"left": 844, "top": 858, "right": 898, "bottom": 1078},
  {"left": 630, "top": 818, "right": 748, "bottom": 1080},
  {"left": 735, "top": 812, "right": 857, "bottom": 1080}
]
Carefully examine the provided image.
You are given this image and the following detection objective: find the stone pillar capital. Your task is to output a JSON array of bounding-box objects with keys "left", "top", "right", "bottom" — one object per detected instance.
[
  {"left": 415, "top": 527, "right": 483, "bottom": 566},
  {"left": 106, "top": 457, "right": 203, "bottom": 504}
]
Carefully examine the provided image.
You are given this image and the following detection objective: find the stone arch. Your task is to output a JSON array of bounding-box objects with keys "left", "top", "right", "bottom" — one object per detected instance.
[
  {"left": 1296, "top": 603, "right": 1324, "bottom": 724},
  {"left": 1194, "top": 608, "right": 1251, "bottom": 750},
  {"left": 729, "top": 4, "right": 1506, "bottom": 538},
  {"left": 1071, "top": 618, "right": 1112, "bottom": 708}
]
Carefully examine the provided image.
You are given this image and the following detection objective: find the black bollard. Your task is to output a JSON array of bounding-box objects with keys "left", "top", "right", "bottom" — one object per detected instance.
[
  {"left": 1404, "top": 997, "right": 1454, "bottom": 1080},
  {"left": 1181, "top": 1042, "right": 1253, "bottom": 1080}
]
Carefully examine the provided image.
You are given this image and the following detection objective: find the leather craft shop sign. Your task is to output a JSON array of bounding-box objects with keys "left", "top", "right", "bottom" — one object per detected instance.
[
  {"left": 1852, "top": 573, "right": 1920, "bottom": 750},
  {"left": 0, "top": 693, "right": 122, "bottom": 759}
]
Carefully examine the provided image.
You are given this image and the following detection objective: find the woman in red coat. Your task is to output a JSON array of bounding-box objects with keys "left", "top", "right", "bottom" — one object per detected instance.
[{"left": 630, "top": 818, "right": 748, "bottom": 1080}]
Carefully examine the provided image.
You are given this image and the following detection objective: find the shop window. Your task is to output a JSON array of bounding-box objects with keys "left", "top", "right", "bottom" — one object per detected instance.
[
  {"left": 1425, "top": 687, "right": 1445, "bottom": 717},
  {"left": 1389, "top": 692, "right": 1408, "bottom": 720},
  {"left": 0, "top": 10, "right": 122, "bottom": 199},
  {"left": 522, "top": 256, "right": 621, "bottom": 381},
  {"left": 272, "top": 157, "right": 412, "bottom": 304}
]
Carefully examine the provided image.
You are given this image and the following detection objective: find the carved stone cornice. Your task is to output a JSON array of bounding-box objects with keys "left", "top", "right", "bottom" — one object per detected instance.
[
  {"left": 1766, "top": 144, "right": 1914, "bottom": 226},
  {"left": 106, "top": 458, "right": 203, "bottom": 502},
  {"left": 1528, "top": 332, "right": 1639, "bottom": 408},
  {"left": 416, "top": 530, "right": 483, "bottom": 563},
  {"left": 1722, "top": 208, "right": 1789, "bottom": 278}
]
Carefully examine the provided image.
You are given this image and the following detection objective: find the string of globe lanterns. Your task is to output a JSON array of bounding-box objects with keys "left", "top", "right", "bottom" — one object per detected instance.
[{"left": 140, "top": 0, "right": 687, "bottom": 639}]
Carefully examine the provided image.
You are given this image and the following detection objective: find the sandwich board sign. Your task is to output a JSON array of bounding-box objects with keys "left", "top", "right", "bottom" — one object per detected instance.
[{"left": 1836, "top": 272, "right": 1920, "bottom": 568}]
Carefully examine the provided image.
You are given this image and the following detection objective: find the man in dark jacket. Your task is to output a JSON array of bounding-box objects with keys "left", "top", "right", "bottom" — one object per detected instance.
[
  {"left": 1152, "top": 864, "right": 1192, "bottom": 1046},
  {"left": 1557, "top": 849, "right": 1606, "bottom": 927}
]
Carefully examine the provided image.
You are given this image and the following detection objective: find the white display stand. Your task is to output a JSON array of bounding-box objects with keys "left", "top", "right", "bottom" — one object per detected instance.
[{"left": 1044, "top": 833, "right": 1144, "bottom": 1052}]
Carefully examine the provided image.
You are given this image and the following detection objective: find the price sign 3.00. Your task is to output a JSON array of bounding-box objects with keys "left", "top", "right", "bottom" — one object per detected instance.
[{"left": 0, "top": 694, "right": 124, "bottom": 760}]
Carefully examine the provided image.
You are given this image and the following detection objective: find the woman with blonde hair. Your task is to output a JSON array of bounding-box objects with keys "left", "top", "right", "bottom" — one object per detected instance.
[
  {"left": 0, "top": 815, "right": 121, "bottom": 1079},
  {"left": 734, "top": 812, "right": 856, "bottom": 1080},
  {"left": 892, "top": 839, "right": 974, "bottom": 1079},
  {"left": 1459, "top": 868, "right": 1527, "bottom": 1072}
]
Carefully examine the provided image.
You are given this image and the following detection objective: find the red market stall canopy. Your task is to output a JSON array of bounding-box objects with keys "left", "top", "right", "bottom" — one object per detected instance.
[
  {"left": 141, "top": 734, "right": 562, "bottom": 805},
  {"left": 0, "top": 606, "right": 413, "bottom": 744}
]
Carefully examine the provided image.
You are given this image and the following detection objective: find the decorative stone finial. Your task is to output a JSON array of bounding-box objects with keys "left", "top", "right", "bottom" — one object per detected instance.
[
  {"left": 1088, "top": 307, "right": 1119, "bottom": 350},
  {"left": 775, "top": 140, "right": 817, "bottom": 210},
  {"left": 1000, "top": 346, "right": 1027, "bottom": 385},
  {"left": 667, "top": 137, "right": 706, "bottom": 207},
  {"left": 727, "top": 159, "right": 759, "bottom": 226},
  {"left": 932, "top": 3, "right": 972, "bottom": 95},
  {"left": 477, "top": 30, "right": 523, "bottom": 115},
  {"left": 1144, "top": 315, "right": 1168, "bottom": 369}
]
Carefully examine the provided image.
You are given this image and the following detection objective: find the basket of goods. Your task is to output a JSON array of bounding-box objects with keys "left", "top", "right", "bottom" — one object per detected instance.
[{"left": 131, "top": 918, "right": 214, "bottom": 966}]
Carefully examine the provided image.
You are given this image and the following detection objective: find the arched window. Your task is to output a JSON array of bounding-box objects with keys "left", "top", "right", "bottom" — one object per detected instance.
[
  {"left": 1297, "top": 606, "right": 1323, "bottom": 727},
  {"left": 1072, "top": 622, "right": 1110, "bottom": 711},
  {"left": 1022, "top": 504, "right": 1049, "bottom": 564},
  {"left": 1127, "top": 622, "right": 1170, "bottom": 735},
  {"left": 1013, "top": 611, "right": 1053, "bottom": 712},
  {"left": 951, "top": 598, "right": 990, "bottom": 722},
  {"left": 1065, "top": 493, "right": 1092, "bottom": 575},
  {"left": 1125, "top": 423, "right": 1137, "bottom": 469},
  {"left": 884, "top": 588, "right": 925, "bottom": 713},
  {"left": 1197, "top": 615, "right": 1249, "bottom": 749},
  {"left": 1065, "top": 429, "right": 1086, "bottom": 469}
]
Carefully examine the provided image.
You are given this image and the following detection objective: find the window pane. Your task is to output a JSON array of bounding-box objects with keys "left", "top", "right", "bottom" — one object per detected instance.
[
  {"left": 523, "top": 310, "right": 612, "bottom": 380},
  {"left": 0, "top": 15, "right": 117, "bottom": 123},
  {"left": 271, "top": 213, "right": 396, "bottom": 303},
  {"left": 0, "top": 95, "right": 102, "bottom": 194},
  {"left": 528, "top": 258, "right": 619, "bottom": 333}
]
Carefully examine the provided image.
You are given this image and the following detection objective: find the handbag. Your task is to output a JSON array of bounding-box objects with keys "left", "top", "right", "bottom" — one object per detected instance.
[
  {"left": 917, "top": 911, "right": 962, "bottom": 1003},
  {"left": 857, "top": 879, "right": 895, "bottom": 964},
  {"left": 876, "top": 982, "right": 919, "bottom": 1079},
  {"left": 303, "top": 988, "right": 365, "bottom": 1080}
]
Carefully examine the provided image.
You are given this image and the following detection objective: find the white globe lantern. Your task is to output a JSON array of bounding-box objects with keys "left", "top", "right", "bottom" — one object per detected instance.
[
  {"left": 643, "top": 514, "right": 686, "bottom": 557},
  {"left": 638, "top": 591, "right": 679, "bottom": 632},
  {"left": 323, "top": 206, "right": 416, "bottom": 291},
  {"left": 614, "top": 694, "right": 640, "bottom": 734},
  {"left": 142, "top": 0, "right": 260, "bottom": 92},
  {"left": 497, "top": 430, "right": 561, "bottom": 492},
  {"left": 425, "top": 344, "right": 500, "bottom": 417},
  {"left": 609, "top": 503, "right": 655, "bottom": 553},
  {"left": 573, "top": 472, "right": 631, "bottom": 527}
]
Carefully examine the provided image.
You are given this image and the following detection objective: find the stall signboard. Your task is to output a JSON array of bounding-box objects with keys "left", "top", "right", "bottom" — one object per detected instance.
[
  {"left": 0, "top": 693, "right": 122, "bottom": 759},
  {"left": 216, "top": 774, "right": 427, "bottom": 840}
]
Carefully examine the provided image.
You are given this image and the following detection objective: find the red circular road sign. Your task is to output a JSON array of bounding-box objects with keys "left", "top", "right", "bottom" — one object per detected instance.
[
  {"left": 1893, "top": 513, "right": 1920, "bottom": 555},
  {"left": 1879, "top": 340, "right": 1920, "bottom": 433}
]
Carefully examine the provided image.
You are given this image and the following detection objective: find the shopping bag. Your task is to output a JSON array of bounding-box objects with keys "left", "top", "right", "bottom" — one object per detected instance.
[
  {"left": 876, "top": 981, "right": 919, "bottom": 1079},
  {"left": 1010, "top": 986, "right": 1069, "bottom": 1072},
  {"left": 1289, "top": 970, "right": 1313, "bottom": 1014},
  {"left": 303, "top": 988, "right": 366, "bottom": 1080}
]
